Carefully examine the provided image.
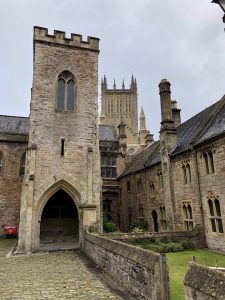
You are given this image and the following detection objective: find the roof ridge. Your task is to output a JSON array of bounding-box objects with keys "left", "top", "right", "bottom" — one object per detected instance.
[{"left": 0, "top": 115, "right": 29, "bottom": 119}]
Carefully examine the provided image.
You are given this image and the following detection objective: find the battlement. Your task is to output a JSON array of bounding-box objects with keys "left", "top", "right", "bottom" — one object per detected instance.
[{"left": 34, "top": 26, "right": 99, "bottom": 52}]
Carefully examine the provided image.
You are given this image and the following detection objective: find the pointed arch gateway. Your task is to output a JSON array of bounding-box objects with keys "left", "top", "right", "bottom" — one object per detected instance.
[{"left": 37, "top": 180, "right": 81, "bottom": 249}]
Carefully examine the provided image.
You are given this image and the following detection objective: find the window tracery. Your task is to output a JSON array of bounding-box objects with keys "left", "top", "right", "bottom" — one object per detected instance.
[{"left": 57, "top": 71, "right": 75, "bottom": 111}]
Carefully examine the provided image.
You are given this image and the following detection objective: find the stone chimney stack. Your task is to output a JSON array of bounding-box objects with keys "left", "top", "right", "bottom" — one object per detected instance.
[
  {"left": 171, "top": 100, "right": 181, "bottom": 128},
  {"left": 159, "top": 79, "right": 177, "bottom": 152},
  {"left": 158, "top": 79, "right": 177, "bottom": 232},
  {"left": 159, "top": 79, "right": 173, "bottom": 126}
]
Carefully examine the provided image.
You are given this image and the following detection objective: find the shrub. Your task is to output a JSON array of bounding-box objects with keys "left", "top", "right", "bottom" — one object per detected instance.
[
  {"left": 160, "top": 237, "right": 172, "bottom": 244},
  {"left": 181, "top": 239, "right": 197, "bottom": 250},
  {"left": 129, "top": 219, "right": 149, "bottom": 233},
  {"left": 103, "top": 221, "right": 118, "bottom": 233}
]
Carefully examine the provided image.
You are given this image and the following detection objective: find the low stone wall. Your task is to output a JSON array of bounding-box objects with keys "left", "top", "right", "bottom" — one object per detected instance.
[
  {"left": 100, "top": 226, "right": 206, "bottom": 248},
  {"left": 184, "top": 263, "right": 225, "bottom": 300},
  {"left": 84, "top": 232, "right": 170, "bottom": 300}
]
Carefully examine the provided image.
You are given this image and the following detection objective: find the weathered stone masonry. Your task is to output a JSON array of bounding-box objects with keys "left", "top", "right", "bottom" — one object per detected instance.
[{"left": 17, "top": 27, "right": 101, "bottom": 252}]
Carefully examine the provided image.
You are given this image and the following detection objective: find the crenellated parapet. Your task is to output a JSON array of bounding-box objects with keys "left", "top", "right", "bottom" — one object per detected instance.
[{"left": 34, "top": 26, "right": 99, "bottom": 52}]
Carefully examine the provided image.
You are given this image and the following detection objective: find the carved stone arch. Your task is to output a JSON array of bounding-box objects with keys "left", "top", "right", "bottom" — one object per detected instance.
[
  {"left": 33, "top": 179, "right": 82, "bottom": 250},
  {"left": 36, "top": 179, "right": 81, "bottom": 221},
  {"left": 36, "top": 173, "right": 81, "bottom": 204}
]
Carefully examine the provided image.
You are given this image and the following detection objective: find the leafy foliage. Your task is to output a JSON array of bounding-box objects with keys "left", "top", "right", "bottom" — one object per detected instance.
[
  {"left": 125, "top": 238, "right": 196, "bottom": 253},
  {"left": 103, "top": 221, "right": 119, "bottom": 233},
  {"left": 129, "top": 219, "right": 149, "bottom": 233}
]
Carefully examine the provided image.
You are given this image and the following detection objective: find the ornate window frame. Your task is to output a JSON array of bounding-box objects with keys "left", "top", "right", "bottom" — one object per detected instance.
[
  {"left": 207, "top": 196, "right": 223, "bottom": 234},
  {"left": 56, "top": 70, "right": 76, "bottom": 112},
  {"left": 182, "top": 201, "right": 194, "bottom": 231}
]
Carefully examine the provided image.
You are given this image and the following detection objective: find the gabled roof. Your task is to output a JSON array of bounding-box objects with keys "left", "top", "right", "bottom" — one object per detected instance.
[
  {"left": 0, "top": 115, "right": 29, "bottom": 134},
  {"left": 119, "top": 141, "right": 160, "bottom": 178},
  {"left": 98, "top": 124, "right": 118, "bottom": 141},
  {"left": 118, "top": 95, "right": 225, "bottom": 178},
  {"left": 171, "top": 95, "right": 225, "bottom": 155}
]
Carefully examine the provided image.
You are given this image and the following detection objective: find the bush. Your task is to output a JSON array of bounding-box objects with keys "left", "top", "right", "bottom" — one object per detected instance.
[
  {"left": 103, "top": 221, "right": 118, "bottom": 233},
  {"left": 129, "top": 219, "right": 149, "bottom": 233},
  {"left": 181, "top": 239, "right": 197, "bottom": 250},
  {"left": 160, "top": 237, "right": 172, "bottom": 244}
]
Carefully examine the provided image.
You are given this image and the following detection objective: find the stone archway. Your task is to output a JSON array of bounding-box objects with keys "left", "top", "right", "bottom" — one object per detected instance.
[{"left": 39, "top": 188, "right": 80, "bottom": 250}]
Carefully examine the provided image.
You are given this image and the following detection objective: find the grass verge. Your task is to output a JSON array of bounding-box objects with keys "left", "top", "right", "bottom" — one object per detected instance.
[{"left": 166, "top": 249, "right": 225, "bottom": 300}]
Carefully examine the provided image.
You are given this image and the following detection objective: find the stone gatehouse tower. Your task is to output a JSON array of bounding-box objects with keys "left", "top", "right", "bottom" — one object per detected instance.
[{"left": 17, "top": 27, "right": 101, "bottom": 252}]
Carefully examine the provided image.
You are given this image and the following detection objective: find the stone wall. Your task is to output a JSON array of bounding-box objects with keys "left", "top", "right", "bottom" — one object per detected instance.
[
  {"left": 196, "top": 136, "right": 225, "bottom": 253},
  {"left": 184, "top": 262, "right": 225, "bottom": 300},
  {"left": 98, "top": 225, "right": 206, "bottom": 248},
  {"left": 84, "top": 232, "right": 170, "bottom": 300},
  {"left": 118, "top": 162, "right": 164, "bottom": 232},
  {"left": 0, "top": 140, "right": 27, "bottom": 234}
]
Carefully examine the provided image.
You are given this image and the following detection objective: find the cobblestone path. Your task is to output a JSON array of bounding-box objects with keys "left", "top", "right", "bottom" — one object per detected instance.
[{"left": 0, "top": 239, "right": 122, "bottom": 300}]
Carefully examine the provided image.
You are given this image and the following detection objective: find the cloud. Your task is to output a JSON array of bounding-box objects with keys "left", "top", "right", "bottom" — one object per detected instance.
[{"left": 0, "top": 0, "right": 224, "bottom": 137}]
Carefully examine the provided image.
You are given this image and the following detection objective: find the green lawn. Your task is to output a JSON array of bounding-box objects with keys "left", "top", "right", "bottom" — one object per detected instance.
[{"left": 167, "top": 250, "right": 225, "bottom": 300}]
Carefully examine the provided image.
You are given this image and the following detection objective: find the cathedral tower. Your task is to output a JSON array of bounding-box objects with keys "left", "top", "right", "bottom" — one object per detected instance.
[
  {"left": 100, "top": 75, "right": 139, "bottom": 146},
  {"left": 17, "top": 27, "right": 101, "bottom": 252}
]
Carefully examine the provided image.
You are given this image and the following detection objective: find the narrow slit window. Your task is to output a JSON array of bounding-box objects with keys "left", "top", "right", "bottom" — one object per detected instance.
[{"left": 61, "top": 139, "right": 65, "bottom": 156}]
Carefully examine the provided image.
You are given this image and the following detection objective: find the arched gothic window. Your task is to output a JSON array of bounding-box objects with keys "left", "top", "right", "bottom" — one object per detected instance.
[
  {"left": 203, "top": 151, "right": 215, "bottom": 175},
  {"left": 160, "top": 205, "right": 167, "bottom": 230},
  {"left": 182, "top": 162, "right": 191, "bottom": 184},
  {"left": 20, "top": 152, "right": 26, "bottom": 176},
  {"left": 186, "top": 163, "right": 191, "bottom": 183},
  {"left": 0, "top": 152, "right": 4, "bottom": 175},
  {"left": 182, "top": 202, "right": 193, "bottom": 231},
  {"left": 208, "top": 198, "right": 223, "bottom": 233},
  {"left": 57, "top": 71, "right": 75, "bottom": 112},
  {"left": 136, "top": 179, "right": 142, "bottom": 193},
  {"left": 182, "top": 164, "right": 187, "bottom": 184}
]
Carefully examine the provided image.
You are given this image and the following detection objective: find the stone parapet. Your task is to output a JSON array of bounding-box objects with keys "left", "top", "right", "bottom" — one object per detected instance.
[
  {"left": 99, "top": 226, "right": 206, "bottom": 248},
  {"left": 84, "top": 232, "right": 170, "bottom": 300},
  {"left": 34, "top": 26, "right": 99, "bottom": 52},
  {"left": 184, "top": 263, "right": 225, "bottom": 299}
]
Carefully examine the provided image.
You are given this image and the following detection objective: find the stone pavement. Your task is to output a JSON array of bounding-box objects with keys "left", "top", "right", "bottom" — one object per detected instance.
[{"left": 0, "top": 239, "right": 128, "bottom": 300}]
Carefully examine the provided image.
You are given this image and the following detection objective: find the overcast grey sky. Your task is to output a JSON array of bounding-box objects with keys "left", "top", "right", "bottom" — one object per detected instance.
[{"left": 0, "top": 0, "right": 224, "bottom": 137}]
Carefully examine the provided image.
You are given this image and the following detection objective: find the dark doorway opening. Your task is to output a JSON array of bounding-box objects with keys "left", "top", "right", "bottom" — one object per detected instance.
[
  {"left": 40, "top": 190, "right": 79, "bottom": 249},
  {"left": 152, "top": 209, "right": 159, "bottom": 232}
]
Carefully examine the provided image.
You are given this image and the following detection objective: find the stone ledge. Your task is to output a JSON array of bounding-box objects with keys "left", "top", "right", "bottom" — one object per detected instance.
[{"left": 184, "top": 262, "right": 225, "bottom": 299}]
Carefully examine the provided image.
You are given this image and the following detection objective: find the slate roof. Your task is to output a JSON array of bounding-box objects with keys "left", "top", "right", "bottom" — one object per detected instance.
[
  {"left": 119, "top": 95, "right": 225, "bottom": 178},
  {"left": 119, "top": 141, "right": 160, "bottom": 178},
  {"left": 171, "top": 95, "right": 225, "bottom": 155},
  {"left": 193, "top": 96, "right": 225, "bottom": 146},
  {"left": 98, "top": 125, "right": 118, "bottom": 141},
  {"left": 0, "top": 118, "right": 118, "bottom": 142},
  {"left": 0, "top": 115, "right": 29, "bottom": 134}
]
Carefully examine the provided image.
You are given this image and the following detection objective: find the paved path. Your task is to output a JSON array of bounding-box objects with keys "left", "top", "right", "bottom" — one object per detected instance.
[{"left": 0, "top": 239, "right": 124, "bottom": 300}]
